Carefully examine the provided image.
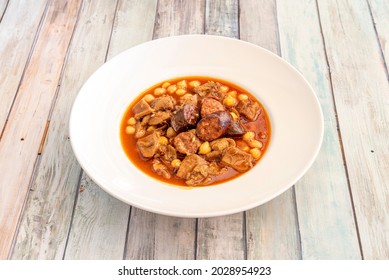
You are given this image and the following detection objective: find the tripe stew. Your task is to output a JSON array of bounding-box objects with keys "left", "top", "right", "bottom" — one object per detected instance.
[{"left": 120, "top": 77, "right": 271, "bottom": 186}]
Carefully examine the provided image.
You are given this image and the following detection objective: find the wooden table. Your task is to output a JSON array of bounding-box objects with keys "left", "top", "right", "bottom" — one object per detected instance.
[{"left": 0, "top": 0, "right": 388, "bottom": 260}]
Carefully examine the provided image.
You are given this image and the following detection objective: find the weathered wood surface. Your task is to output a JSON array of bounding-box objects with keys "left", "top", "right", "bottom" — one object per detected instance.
[
  {"left": 0, "top": 0, "right": 82, "bottom": 259},
  {"left": 11, "top": 0, "right": 122, "bottom": 260},
  {"left": 240, "top": 0, "right": 301, "bottom": 260},
  {"left": 1, "top": 0, "right": 389, "bottom": 260},
  {"left": 0, "top": 0, "right": 48, "bottom": 133},
  {"left": 317, "top": 0, "right": 389, "bottom": 259},
  {"left": 277, "top": 0, "right": 361, "bottom": 259}
]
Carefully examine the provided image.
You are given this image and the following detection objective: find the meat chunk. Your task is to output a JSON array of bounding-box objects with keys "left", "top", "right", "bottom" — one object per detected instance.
[
  {"left": 180, "top": 93, "right": 199, "bottom": 106},
  {"left": 210, "top": 138, "right": 236, "bottom": 151},
  {"left": 200, "top": 97, "right": 224, "bottom": 117},
  {"left": 193, "top": 81, "right": 220, "bottom": 97},
  {"left": 221, "top": 147, "right": 253, "bottom": 172},
  {"left": 185, "top": 162, "right": 227, "bottom": 186},
  {"left": 226, "top": 120, "right": 246, "bottom": 137},
  {"left": 236, "top": 99, "right": 261, "bottom": 121},
  {"left": 136, "top": 131, "right": 160, "bottom": 158},
  {"left": 132, "top": 99, "right": 153, "bottom": 119},
  {"left": 152, "top": 159, "right": 171, "bottom": 179},
  {"left": 157, "top": 144, "right": 177, "bottom": 162},
  {"left": 171, "top": 104, "right": 199, "bottom": 133},
  {"left": 196, "top": 111, "right": 232, "bottom": 141},
  {"left": 173, "top": 130, "right": 201, "bottom": 155},
  {"left": 177, "top": 154, "right": 208, "bottom": 179},
  {"left": 150, "top": 96, "right": 176, "bottom": 111},
  {"left": 186, "top": 164, "right": 212, "bottom": 186},
  {"left": 148, "top": 111, "right": 171, "bottom": 126}
]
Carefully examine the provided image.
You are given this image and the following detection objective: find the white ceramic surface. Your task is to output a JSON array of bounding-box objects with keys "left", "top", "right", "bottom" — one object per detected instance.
[{"left": 69, "top": 35, "right": 323, "bottom": 217}]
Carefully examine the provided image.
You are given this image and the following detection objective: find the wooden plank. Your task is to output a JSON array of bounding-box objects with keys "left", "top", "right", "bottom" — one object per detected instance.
[
  {"left": 10, "top": 0, "right": 123, "bottom": 260},
  {"left": 124, "top": 0, "right": 204, "bottom": 260},
  {"left": 0, "top": 0, "right": 48, "bottom": 135},
  {"left": 126, "top": 209, "right": 196, "bottom": 259},
  {"left": 368, "top": 0, "right": 389, "bottom": 72},
  {"left": 0, "top": 0, "right": 82, "bottom": 260},
  {"left": 277, "top": 0, "right": 361, "bottom": 259},
  {"left": 64, "top": 0, "right": 159, "bottom": 260},
  {"left": 317, "top": 0, "right": 389, "bottom": 259},
  {"left": 196, "top": 0, "right": 244, "bottom": 260},
  {"left": 64, "top": 176, "right": 130, "bottom": 259},
  {"left": 239, "top": 0, "right": 301, "bottom": 260}
]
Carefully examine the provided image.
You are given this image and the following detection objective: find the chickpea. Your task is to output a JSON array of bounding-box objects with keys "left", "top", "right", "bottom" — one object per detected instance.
[
  {"left": 223, "top": 95, "right": 237, "bottom": 107},
  {"left": 230, "top": 112, "right": 239, "bottom": 120},
  {"left": 198, "top": 141, "right": 211, "bottom": 154},
  {"left": 243, "top": 131, "right": 255, "bottom": 142},
  {"left": 167, "top": 84, "right": 177, "bottom": 94},
  {"left": 143, "top": 94, "right": 155, "bottom": 103},
  {"left": 176, "top": 88, "right": 187, "bottom": 96},
  {"left": 250, "top": 148, "right": 261, "bottom": 159},
  {"left": 248, "top": 139, "right": 263, "bottom": 149},
  {"left": 228, "top": 90, "right": 237, "bottom": 98},
  {"left": 189, "top": 80, "right": 201, "bottom": 88},
  {"left": 166, "top": 127, "right": 177, "bottom": 138},
  {"left": 171, "top": 159, "right": 181, "bottom": 168},
  {"left": 162, "top": 82, "right": 171, "bottom": 89},
  {"left": 125, "top": 126, "right": 135, "bottom": 135},
  {"left": 127, "top": 117, "right": 136, "bottom": 125},
  {"left": 147, "top": 126, "right": 155, "bottom": 132},
  {"left": 241, "top": 145, "right": 250, "bottom": 152},
  {"left": 220, "top": 85, "right": 229, "bottom": 93},
  {"left": 154, "top": 87, "right": 166, "bottom": 96},
  {"left": 177, "top": 80, "right": 187, "bottom": 89},
  {"left": 238, "top": 94, "right": 249, "bottom": 101},
  {"left": 159, "top": 136, "right": 169, "bottom": 145}
]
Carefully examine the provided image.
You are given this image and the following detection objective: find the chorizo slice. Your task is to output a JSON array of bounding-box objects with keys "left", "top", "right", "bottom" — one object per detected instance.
[
  {"left": 196, "top": 111, "right": 232, "bottom": 141},
  {"left": 171, "top": 104, "right": 199, "bottom": 133},
  {"left": 200, "top": 97, "right": 224, "bottom": 117}
]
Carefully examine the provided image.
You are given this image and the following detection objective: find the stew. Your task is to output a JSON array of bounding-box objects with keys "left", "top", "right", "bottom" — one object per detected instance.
[{"left": 120, "top": 76, "right": 271, "bottom": 186}]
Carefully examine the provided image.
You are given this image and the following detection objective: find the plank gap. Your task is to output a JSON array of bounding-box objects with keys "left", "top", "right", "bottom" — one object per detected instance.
[
  {"left": 314, "top": 0, "right": 364, "bottom": 259},
  {"left": 62, "top": 170, "right": 84, "bottom": 259},
  {"left": 38, "top": 121, "right": 50, "bottom": 155},
  {"left": 122, "top": 206, "right": 132, "bottom": 260},
  {"left": 7, "top": 153, "right": 42, "bottom": 259},
  {"left": 0, "top": 0, "right": 10, "bottom": 23},
  {"left": 0, "top": 0, "right": 51, "bottom": 142},
  {"left": 366, "top": 0, "right": 389, "bottom": 81},
  {"left": 103, "top": 0, "right": 120, "bottom": 62},
  {"left": 291, "top": 186, "right": 303, "bottom": 259}
]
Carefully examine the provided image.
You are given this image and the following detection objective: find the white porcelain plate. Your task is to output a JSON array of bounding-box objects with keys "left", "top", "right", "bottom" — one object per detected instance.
[{"left": 70, "top": 35, "right": 323, "bottom": 217}]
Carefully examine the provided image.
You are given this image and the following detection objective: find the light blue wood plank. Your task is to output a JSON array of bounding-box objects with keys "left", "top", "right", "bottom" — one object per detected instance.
[
  {"left": 316, "top": 0, "right": 389, "bottom": 259},
  {"left": 277, "top": 0, "right": 361, "bottom": 259}
]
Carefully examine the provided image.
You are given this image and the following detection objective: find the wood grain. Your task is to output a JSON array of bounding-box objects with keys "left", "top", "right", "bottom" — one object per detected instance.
[
  {"left": 0, "top": 0, "right": 82, "bottom": 260},
  {"left": 368, "top": 0, "right": 389, "bottom": 73},
  {"left": 65, "top": 0, "right": 159, "bottom": 260},
  {"left": 277, "top": 0, "right": 361, "bottom": 259},
  {"left": 10, "top": 0, "right": 122, "bottom": 260},
  {"left": 196, "top": 0, "right": 245, "bottom": 260},
  {"left": 124, "top": 0, "right": 203, "bottom": 260},
  {"left": 240, "top": 0, "right": 301, "bottom": 260},
  {"left": 0, "top": 0, "right": 48, "bottom": 135},
  {"left": 317, "top": 0, "right": 389, "bottom": 259}
]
